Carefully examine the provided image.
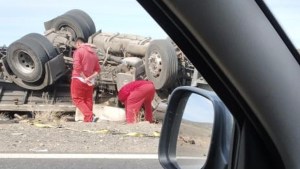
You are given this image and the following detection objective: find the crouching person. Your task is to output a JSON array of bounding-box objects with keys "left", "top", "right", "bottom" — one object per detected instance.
[{"left": 118, "top": 80, "right": 155, "bottom": 124}]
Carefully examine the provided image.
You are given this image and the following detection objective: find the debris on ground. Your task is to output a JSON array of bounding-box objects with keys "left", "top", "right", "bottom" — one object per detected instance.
[{"left": 0, "top": 111, "right": 162, "bottom": 153}]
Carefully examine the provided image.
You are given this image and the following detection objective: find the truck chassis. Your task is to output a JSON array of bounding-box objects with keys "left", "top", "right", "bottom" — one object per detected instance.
[{"left": 0, "top": 9, "right": 209, "bottom": 114}]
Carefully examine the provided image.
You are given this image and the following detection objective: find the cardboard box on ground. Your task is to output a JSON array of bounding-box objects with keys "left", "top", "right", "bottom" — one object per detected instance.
[{"left": 75, "top": 105, "right": 126, "bottom": 122}]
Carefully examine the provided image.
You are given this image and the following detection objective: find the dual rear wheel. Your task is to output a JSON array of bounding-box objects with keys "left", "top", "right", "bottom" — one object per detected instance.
[
  {"left": 7, "top": 9, "right": 96, "bottom": 86},
  {"left": 7, "top": 33, "right": 57, "bottom": 83},
  {"left": 44, "top": 9, "right": 96, "bottom": 41}
]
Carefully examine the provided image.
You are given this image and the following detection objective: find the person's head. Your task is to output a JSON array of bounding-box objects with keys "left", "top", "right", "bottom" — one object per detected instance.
[{"left": 75, "top": 37, "right": 85, "bottom": 48}]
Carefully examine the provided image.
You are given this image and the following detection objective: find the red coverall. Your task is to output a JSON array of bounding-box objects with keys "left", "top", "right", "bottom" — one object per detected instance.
[
  {"left": 118, "top": 80, "right": 155, "bottom": 123},
  {"left": 71, "top": 44, "right": 100, "bottom": 122}
]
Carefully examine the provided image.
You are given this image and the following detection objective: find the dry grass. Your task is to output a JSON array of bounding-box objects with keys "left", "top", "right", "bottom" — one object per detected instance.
[
  {"left": 33, "top": 111, "right": 74, "bottom": 123},
  {"left": 0, "top": 112, "right": 10, "bottom": 121},
  {"left": 26, "top": 92, "right": 75, "bottom": 123}
]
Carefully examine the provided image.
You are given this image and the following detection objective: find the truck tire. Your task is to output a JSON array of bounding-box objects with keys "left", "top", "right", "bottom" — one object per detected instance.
[
  {"left": 47, "top": 14, "right": 91, "bottom": 41},
  {"left": 23, "top": 33, "right": 58, "bottom": 60},
  {"left": 145, "top": 39, "right": 178, "bottom": 90},
  {"left": 65, "top": 9, "right": 96, "bottom": 36},
  {"left": 7, "top": 36, "right": 49, "bottom": 83}
]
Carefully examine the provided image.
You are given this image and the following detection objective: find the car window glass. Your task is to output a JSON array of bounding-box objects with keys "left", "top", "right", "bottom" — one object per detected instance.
[
  {"left": 264, "top": 0, "right": 300, "bottom": 49},
  {"left": 0, "top": 1, "right": 213, "bottom": 169}
]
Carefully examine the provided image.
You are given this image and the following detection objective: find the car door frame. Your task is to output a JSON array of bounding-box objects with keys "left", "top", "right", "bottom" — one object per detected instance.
[{"left": 137, "top": 0, "right": 300, "bottom": 168}]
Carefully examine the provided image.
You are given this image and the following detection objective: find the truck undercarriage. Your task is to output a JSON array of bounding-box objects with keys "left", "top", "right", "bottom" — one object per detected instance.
[{"left": 0, "top": 9, "right": 209, "bottom": 114}]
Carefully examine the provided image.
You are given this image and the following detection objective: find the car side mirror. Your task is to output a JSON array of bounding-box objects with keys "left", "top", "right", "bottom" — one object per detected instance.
[{"left": 159, "top": 86, "right": 234, "bottom": 169}]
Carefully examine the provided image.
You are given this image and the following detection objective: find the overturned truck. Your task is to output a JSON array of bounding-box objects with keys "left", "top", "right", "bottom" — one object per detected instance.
[{"left": 0, "top": 9, "right": 208, "bottom": 113}]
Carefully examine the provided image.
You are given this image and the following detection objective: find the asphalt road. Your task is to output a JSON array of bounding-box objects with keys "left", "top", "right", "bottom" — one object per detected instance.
[{"left": 0, "top": 154, "right": 163, "bottom": 169}]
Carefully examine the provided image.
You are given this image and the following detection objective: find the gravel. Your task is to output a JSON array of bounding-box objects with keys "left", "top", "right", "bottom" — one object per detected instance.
[
  {"left": 0, "top": 111, "right": 212, "bottom": 156},
  {"left": 0, "top": 120, "right": 162, "bottom": 154}
]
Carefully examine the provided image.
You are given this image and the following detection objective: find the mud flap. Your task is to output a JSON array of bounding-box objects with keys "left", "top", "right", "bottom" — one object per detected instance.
[{"left": 45, "top": 53, "right": 67, "bottom": 85}]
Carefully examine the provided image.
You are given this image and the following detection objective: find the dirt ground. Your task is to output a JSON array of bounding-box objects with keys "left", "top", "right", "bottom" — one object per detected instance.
[
  {"left": 0, "top": 112, "right": 211, "bottom": 155},
  {"left": 0, "top": 119, "right": 161, "bottom": 153}
]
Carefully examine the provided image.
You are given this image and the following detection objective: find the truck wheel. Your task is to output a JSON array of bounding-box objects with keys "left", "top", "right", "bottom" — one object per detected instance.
[
  {"left": 65, "top": 9, "right": 96, "bottom": 36},
  {"left": 145, "top": 40, "right": 178, "bottom": 90},
  {"left": 23, "top": 33, "right": 58, "bottom": 60},
  {"left": 47, "top": 14, "right": 91, "bottom": 41},
  {"left": 7, "top": 36, "right": 49, "bottom": 83}
]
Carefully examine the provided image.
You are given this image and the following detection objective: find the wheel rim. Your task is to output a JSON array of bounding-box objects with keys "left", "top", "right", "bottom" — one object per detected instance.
[
  {"left": 148, "top": 50, "right": 162, "bottom": 78},
  {"left": 13, "top": 50, "right": 35, "bottom": 74}
]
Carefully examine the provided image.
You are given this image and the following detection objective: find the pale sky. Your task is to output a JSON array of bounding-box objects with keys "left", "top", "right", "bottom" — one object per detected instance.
[
  {"left": 0, "top": 0, "right": 299, "bottom": 48},
  {"left": 265, "top": 0, "right": 300, "bottom": 48},
  {"left": 0, "top": 0, "right": 168, "bottom": 45}
]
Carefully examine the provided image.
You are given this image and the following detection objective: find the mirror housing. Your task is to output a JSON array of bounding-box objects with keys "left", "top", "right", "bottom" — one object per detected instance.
[{"left": 159, "top": 86, "right": 234, "bottom": 169}]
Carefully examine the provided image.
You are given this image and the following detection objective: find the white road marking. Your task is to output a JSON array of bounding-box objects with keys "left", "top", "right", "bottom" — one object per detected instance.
[
  {"left": 0, "top": 153, "right": 207, "bottom": 160},
  {"left": 0, "top": 154, "right": 158, "bottom": 159}
]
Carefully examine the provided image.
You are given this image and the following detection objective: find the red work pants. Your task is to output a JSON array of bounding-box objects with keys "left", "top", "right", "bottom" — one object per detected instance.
[
  {"left": 71, "top": 78, "right": 94, "bottom": 122},
  {"left": 125, "top": 83, "right": 155, "bottom": 123}
]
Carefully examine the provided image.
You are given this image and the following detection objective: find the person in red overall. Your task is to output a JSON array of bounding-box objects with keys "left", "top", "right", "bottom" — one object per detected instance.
[
  {"left": 71, "top": 37, "right": 100, "bottom": 122},
  {"left": 118, "top": 80, "right": 155, "bottom": 124}
]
